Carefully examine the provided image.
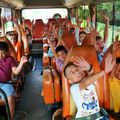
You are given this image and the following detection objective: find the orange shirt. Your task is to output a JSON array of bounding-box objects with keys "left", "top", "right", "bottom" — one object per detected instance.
[{"left": 13, "top": 41, "right": 24, "bottom": 62}]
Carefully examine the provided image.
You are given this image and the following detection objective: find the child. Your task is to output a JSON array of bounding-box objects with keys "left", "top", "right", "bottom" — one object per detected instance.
[
  {"left": 0, "top": 42, "right": 28, "bottom": 120},
  {"left": 48, "top": 37, "right": 58, "bottom": 58},
  {"left": 55, "top": 45, "right": 68, "bottom": 73},
  {"left": 95, "top": 13, "right": 109, "bottom": 63},
  {"left": 64, "top": 54, "right": 114, "bottom": 119},
  {"left": 108, "top": 41, "right": 120, "bottom": 113},
  {"left": 6, "top": 18, "right": 24, "bottom": 62},
  {"left": 47, "top": 35, "right": 68, "bottom": 73}
]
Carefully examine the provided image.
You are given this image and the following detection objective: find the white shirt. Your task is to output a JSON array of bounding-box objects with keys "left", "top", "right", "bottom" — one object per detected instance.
[
  {"left": 75, "top": 27, "right": 80, "bottom": 46},
  {"left": 70, "top": 84, "right": 100, "bottom": 118}
]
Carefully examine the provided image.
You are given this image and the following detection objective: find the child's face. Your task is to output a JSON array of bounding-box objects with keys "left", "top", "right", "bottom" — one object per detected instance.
[
  {"left": 66, "top": 65, "right": 85, "bottom": 84},
  {"left": 0, "top": 50, "right": 6, "bottom": 59},
  {"left": 9, "top": 35, "right": 17, "bottom": 45},
  {"left": 79, "top": 33, "right": 86, "bottom": 42},
  {"left": 114, "top": 64, "right": 120, "bottom": 80},
  {"left": 57, "top": 51, "right": 67, "bottom": 62},
  {"left": 51, "top": 40, "right": 57, "bottom": 47},
  {"left": 95, "top": 39, "right": 104, "bottom": 53}
]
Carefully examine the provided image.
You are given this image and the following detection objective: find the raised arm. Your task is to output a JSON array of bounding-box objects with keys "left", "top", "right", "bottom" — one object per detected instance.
[
  {"left": 13, "top": 17, "right": 22, "bottom": 42},
  {"left": 73, "top": 54, "right": 115, "bottom": 90},
  {"left": 12, "top": 56, "right": 28, "bottom": 75},
  {"left": 100, "top": 13, "right": 109, "bottom": 45},
  {"left": 83, "top": 53, "right": 115, "bottom": 89}
]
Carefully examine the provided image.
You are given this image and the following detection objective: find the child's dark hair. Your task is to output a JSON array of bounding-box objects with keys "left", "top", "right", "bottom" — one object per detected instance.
[
  {"left": 116, "top": 57, "right": 120, "bottom": 64},
  {"left": 0, "top": 42, "right": 9, "bottom": 52},
  {"left": 69, "top": 27, "right": 75, "bottom": 33},
  {"left": 79, "top": 31, "right": 86, "bottom": 35},
  {"left": 96, "top": 36, "right": 102, "bottom": 41},
  {"left": 64, "top": 62, "right": 75, "bottom": 78},
  {"left": 55, "top": 45, "right": 67, "bottom": 54}
]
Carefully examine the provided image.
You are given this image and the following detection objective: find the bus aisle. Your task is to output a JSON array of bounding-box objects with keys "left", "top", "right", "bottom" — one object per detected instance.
[{"left": 14, "top": 58, "right": 51, "bottom": 120}]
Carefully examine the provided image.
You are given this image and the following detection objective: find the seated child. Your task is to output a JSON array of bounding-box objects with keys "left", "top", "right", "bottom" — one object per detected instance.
[
  {"left": 0, "top": 42, "right": 28, "bottom": 120},
  {"left": 64, "top": 54, "right": 115, "bottom": 119},
  {"left": 108, "top": 41, "right": 120, "bottom": 113}
]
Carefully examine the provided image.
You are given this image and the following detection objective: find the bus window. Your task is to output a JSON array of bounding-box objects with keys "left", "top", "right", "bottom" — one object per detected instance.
[
  {"left": 22, "top": 8, "right": 68, "bottom": 24},
  {"left": 97, "top": 2, "right": 120, "bottom": 47}
]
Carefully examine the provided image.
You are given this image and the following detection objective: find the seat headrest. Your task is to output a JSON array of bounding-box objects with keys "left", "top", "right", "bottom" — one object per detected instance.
[{"left": 65, "top": 45, "right": 100, "bottom": 73}]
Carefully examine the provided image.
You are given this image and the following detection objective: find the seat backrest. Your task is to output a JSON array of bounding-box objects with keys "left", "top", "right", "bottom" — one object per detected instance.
[
  {"left": 32, "top": 19, "right": 45, "bottom": 39},
  {"left": 47, "top": 18, "right": 57, "bottom": 25},
  {"left": 61, "top": 33, "right": 78, "bottom": 50},
  {"left": 24, "top": 19, "right": 32, "bottom": 30},
  {"left": 43, "top": 68, "right": 61, "bottom": 104},
  {"left": 52, "top": 69, "right": 61, "bottom": 102},
  {"left": 42, "top": 53, "right": 50, "bottom": 67},
  {"left": 43, "top": 68, "right": 54, "bottom": 104},
  {"left": 82, "top": 33, "right": 96, "bottom": 45},
  {"left": 62, "top": 45, "right": 104, "bottom": 118}
]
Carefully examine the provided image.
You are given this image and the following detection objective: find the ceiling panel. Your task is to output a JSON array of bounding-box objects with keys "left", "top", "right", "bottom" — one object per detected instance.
[
  {"left": 23, "top": 0, "right": 64, "bottom": 8},
  {"left": 0, "top": 0, "right": 120, "bottom": 9}
]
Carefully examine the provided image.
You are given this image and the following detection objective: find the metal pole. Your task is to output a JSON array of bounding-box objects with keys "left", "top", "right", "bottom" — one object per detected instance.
[{"left": 112, "top": 3, "right": 115, "bottom": 42}]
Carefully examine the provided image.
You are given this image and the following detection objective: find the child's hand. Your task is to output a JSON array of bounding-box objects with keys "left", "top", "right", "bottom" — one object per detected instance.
[
  {"left": 20, "top": 56, "right": 28, "bottom": 64},
  {"left": 90, "top": 28, "right": 99, "bottom": 38},
  {"left": 73, "top": 56, "right": 90, "bottom": 71},
  {"left": 105, "top": 53, "right": 115, "bottom": 73},
  {"left": 100, "top": 13, "right": 109, "bottom": 23}
]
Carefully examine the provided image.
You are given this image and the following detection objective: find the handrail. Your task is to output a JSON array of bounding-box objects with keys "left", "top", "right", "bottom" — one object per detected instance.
[{"left": 0, "top": 88, "right": 12, "bottom": 120}]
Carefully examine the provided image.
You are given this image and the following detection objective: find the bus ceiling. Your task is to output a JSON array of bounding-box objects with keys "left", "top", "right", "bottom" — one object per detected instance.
[{"left": 0, "top": 0, "right": 120, "bottom": 9}]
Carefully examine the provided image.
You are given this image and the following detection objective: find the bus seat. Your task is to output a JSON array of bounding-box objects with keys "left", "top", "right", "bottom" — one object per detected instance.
[
  {"left": 51, "top": 57, "right": 56, "bottom": 69},
  {"left": 61, "top": 33, "right": 78, "bottom": 50},
  {"left": 62, "top": 45, "right": 104, "bottom": 118},
  {"left": 47, "top": 18, "right": 56, "bottom": 25},
  {"left": 43, "top": 68, "right": 54, "bottom": 104},
  {"left": 82, "top": 33, "right": 96, "bottom": 45},
  {"left": 42, "top": 53, "right": 50, "bottom": 67},
  {"left": 52, "top": 69, "right": 61, "bottom": 102},
  {"left": 24, "top": 19, "right": 32, "bottom": 30},
  {"left": 32, "top": 19, "right": 45, "bottom": 39}
]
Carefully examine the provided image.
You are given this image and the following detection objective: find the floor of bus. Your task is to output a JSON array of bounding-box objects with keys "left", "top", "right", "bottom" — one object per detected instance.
[{"left": 14, "top": 56, "right": 51, "bottom": 120}]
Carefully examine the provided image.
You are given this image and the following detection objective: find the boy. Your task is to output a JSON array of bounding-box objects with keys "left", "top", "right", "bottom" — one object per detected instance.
[{"left": 64, "top": 54, "right": 114, "bottom": 119}]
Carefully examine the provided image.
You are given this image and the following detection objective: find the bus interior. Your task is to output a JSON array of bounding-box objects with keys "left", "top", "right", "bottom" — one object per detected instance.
[{"left": 0, "top": 0, "right": 120, "bottom": 120}]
